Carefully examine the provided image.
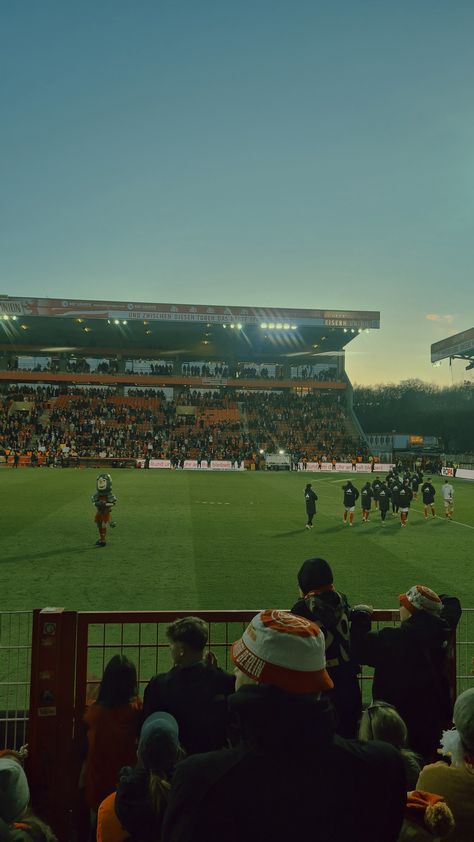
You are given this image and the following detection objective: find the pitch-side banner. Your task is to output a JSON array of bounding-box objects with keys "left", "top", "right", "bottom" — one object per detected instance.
[
  {"left": 454, "top": 468, "right": 474, "bottom": 481},
  {"left": 441, "top": 467, "right": 455, "bottom": 477},
  {"left": 300, "top": 462, "right": 394, "bottom": 473},
  {"left": 136, "top": 459, "right": 171, "bottom": 469}
]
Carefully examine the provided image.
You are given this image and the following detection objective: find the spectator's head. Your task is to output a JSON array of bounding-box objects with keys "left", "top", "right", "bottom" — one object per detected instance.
[
  {"left": 96, "top": 654, "right": 138, "bottom": 707},
  {"left": 167, "top": 616, "right": 208, "bottom": 666},
  {"left": 297, "top": 558, "right": 333, "bottom": 597},
  {"left": 440, "top": 687, "right": 474, "bottom": 768},
  {"left": 399, "top": 585, "right": 442, "bottom": 621},
  {"left": 137, "top": 711, "right": 181, "bottom": 773},
  {"left": 0, "top": 756, "right": 29, "bottom": 823},
  {"left": 358, "top": 701, "right": 409, "bottom": 749},
  {"left": 231, "top": 609, "right": 333, "bottom": 695}
]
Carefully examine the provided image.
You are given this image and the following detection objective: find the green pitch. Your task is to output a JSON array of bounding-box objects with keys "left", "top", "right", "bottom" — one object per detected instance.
[{"left": 1, "top": 469, "right": 472, "bottom": 612}]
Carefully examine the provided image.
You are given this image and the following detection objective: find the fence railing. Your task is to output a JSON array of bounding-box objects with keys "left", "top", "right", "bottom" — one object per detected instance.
[
  {"left": 0, "top": 611, "right": 32, "bottom": 750},
  {"left": 0, "top": 607, "right": 470, "bottom": 840}
]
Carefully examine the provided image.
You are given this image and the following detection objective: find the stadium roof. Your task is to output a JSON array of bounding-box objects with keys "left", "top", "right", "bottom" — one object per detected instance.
[
  {"left": 0, "top": 296, "right": 380, "bottom": 362},
  {"left": 431, "top": 327, "right": 474, "bottom": 365}
]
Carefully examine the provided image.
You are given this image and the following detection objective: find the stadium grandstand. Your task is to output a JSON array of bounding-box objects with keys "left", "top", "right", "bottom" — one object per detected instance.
[
  {"left": 0, "top": 295, "right": 379, "bottom": 468},
  {"left": 431, "top": 326, "right": 474, "bottom": 372}
]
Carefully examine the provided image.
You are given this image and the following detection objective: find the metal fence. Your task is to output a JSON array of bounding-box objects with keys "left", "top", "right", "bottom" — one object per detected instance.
[
  {"left": 0, "top": 606, "right": 472, "bottom": 841},
  {"left": 0, "top": 611, "right": 32, "bottom": 750}
]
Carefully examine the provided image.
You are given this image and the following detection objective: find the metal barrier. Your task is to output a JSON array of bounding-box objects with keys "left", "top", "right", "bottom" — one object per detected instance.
[
  {"left": 0, "top": 605, "right": 466, "bottom": 840},
  {"left": 0, "top": 611, "right": 32, "bottom": 750}
]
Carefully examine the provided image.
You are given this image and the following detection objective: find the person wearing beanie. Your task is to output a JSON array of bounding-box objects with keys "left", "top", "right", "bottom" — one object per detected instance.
[
  {"left": 163, "top": 610, "right": 406, "bottom": 842},
  {"left": 291, "top": 558, "right": 362, "bottom": 738},
  {"left": 415, "top": 688, "right": 474, "bottom": 841},
  {"left": 361, "top": 481, "right": 374, "bottom": 521},
  {"left": 97, "top": 712, "right": 182, "bottom": 842},
  {"left": 303, "top": 483, "right": 317, "bottom": 529},
  {"left": 351, "top": 586, "right": 461, "bottom": 761},
  {"left": 398, "top": 790, "right": 455, "bottom": 841},
  {"left": 0, "top": 755, "right": 57, "bottom": 842}
]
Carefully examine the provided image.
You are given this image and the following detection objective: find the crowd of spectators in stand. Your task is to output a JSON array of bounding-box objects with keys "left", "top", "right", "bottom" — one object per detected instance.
[
  {"left": 0, "top": 385, "right": 369, "bottom": 465},
  {"left": 1, "top": 562, "right": 468, "bottom": 842},
  {"left": 2, "top": 356, "right": 338, "bottom": 381}
]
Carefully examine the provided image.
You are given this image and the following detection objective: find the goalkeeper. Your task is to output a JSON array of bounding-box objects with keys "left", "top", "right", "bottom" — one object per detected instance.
[
  {"left": 92, "top": 473, "right": 117, "bottom": 546},
  {"left": 441, "top": 479, "right": 454, "bottom": 520}
]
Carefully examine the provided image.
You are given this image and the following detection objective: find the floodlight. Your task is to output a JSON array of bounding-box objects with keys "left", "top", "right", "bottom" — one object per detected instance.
[
  {"left": 283, "top": 323, "right": 290, "bottom": 329},
  {"left": 276, "top": 323, "right": 283, "bottom": 329},
  {"left": 122, "top": 320, "right": 127, "bottom": 325},
  {"left": 269, "top": 323, "right": 275, "bottom": 329},
  {"left": 260, "top": 322, "right": 267, "bottom": 329},
  {"left": 291, "top": 325, "right": 297, "bottom": 330},
  {"left": 278, "top": 449, "right": 285, "bottom": 455},
  {"left": 114, "top": 319, "right": 120, "bottom": 325}
]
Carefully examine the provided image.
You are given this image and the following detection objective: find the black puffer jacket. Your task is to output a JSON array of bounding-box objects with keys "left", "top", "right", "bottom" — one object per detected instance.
[{"left": 351, "top": 596, "right": 461, "bottom": 759}]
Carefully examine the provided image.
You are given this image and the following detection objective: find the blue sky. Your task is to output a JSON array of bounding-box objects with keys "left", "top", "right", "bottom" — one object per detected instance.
[{"left": 1, "top": 1, "right": 473, "bottom": 385}]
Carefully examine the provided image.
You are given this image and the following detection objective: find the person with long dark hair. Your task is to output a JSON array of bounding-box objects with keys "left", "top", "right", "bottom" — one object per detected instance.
[{"left": 82, "top": 655, "right": 142, "bottom": 833}]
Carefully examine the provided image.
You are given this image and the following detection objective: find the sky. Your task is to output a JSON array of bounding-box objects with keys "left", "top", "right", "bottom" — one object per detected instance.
[{"left": 1, "top": 1, "right": 473, "bottom": 386}]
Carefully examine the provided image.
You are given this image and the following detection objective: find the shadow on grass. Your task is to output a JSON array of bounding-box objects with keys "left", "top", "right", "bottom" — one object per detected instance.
[
  {"left": 0, "top": 545, "right": 98, "bottom": 565},
  {"left": 274, "top": 529, "right": 311, "bottom": 537}
]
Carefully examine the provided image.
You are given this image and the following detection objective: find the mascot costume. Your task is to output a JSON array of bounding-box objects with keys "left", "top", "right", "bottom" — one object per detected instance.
[{"left": 92, "top": 473, "right": 117, "bottom": 546}]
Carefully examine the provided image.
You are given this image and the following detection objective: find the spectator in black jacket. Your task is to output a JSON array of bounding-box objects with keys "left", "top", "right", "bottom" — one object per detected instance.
[
  {"left": 142, "top": 617, "right": 235, "bottom": 755},
  {"left": 351, "top": 585, "right": 461, "bottom": 761},
  {"left": 377, "top": 482, "right": 391, "bottom": 524},
  {"left": 291, "top": 558, "right": 361, "bottom": 738},
  {"left": 162, "top": 610, "right": 406, "bottom": 842}
]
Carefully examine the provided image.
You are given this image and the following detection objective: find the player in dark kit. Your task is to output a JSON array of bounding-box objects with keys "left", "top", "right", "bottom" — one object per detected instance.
[
  {"left": 304, "top": 483, "right": 318, "bottom": 529},
  {"left": 342, "top": 481, "right": 359, "bottom": 527},
  {"left": 398, "top": 480, "right": 413, "bottom": 527},
  {"left": 421, "top": 479, "right": 436, "bottom": 519},
  {"left": 378, "top": 482, "right": 391, "bottom": 525},
  {"left": 371, "top": 477, "right": 382, "bottom": 509},
  {"left": 92, "top": 473, "right": 117, "bottom": 546},
  {"left": 390, "top": 477, "right": 401, "bottom": 517},
  {"left": 361, "top": 482, "right": 373, "bottom": 523},
  {"left": 411, "top": 472, "right": 420, "bottom": 499}
]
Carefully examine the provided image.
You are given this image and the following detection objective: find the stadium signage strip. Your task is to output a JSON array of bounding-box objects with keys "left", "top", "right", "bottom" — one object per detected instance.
[
  {"left": 300, "top": 462, "right": 394, "bottom": 472},
  {"left": 431, "top": 327, "right": 474, "bottom": 361},
  {"left": 0, "top": 297, "right": 380, "bottom": 329}
]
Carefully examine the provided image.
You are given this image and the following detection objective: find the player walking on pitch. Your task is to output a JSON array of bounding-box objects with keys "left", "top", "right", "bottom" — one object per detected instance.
[
  {"left": 421, "top": 478, "right": 436, "bottom": 519},
  {"left": 441, "top": 479, "right": 454, "bottom": 519},
  {"left": 342, "top": 480, "right": 359, "bottom": 527},
  {"left": 304, "top": 483, "right": 318, "bottom": 529}
]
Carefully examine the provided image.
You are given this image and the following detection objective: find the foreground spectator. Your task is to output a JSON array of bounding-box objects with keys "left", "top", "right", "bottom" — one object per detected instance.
[
  {"left": 82, "top": 656, "right": 142, "bottom": 831},
  {"left": 351, "top": 585, "right": 461, "bottom": 760},
  {"left": 358, "top": 701, "right": 421, "bottom": 789},
  {"left": 0, "top": 754, "right": 57, "bottom": 841},
  {"left": 416, "top": 687, "right": 474, "bottom": 841},
  {"left": 142, "top": 618, "right": 235, "bottom": 754},
  {"left": 291, "top": 557, "right": 361, "bottom": 737},
  {"left": 97, "top": 711, "right": 183, "bottom": 842},
  {"left": 162, "top": 610, "right": 406, "bottom": 842},
  {"left": 399, "top": 791, "right": 455, "bottom": 841}
]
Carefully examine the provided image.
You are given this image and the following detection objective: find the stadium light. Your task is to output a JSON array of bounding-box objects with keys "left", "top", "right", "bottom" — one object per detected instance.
[
  {"left": 260, "top": 322, "right": 268, "bottom": 329},
  {"left": 291, "top": 325, "right": 297, "bottom": 330},
  {"left": 351, "top": 329, "right": 355, "bottom": 333},
  {"left": 259, "top": 449, "right": 264, "bottom": 454},
  {"left": 122, "top": 320, "right": 127, "bottom": 325},
  {"left": 358, "top": 328, "right": 362, "bottom": 333},
  {"left": 276, "top": 323, "right": 283, "bottom": 329},
  {"left": 237, "top": 323, "right": 242, "bottom": 329},
  {"left": 114, "top": 319, "right": 120, "bottom": 325},
  {"left": 278, "top": 449, "right": 285, "bottom": 455},
  {"left": 20, "top": 324, "right": 28, "bottom": 330},
  {"left": 269, "top": 323, "right": 275, "bottom": 329},
  {"left": 11, "top": 316, "right": 17, "bottom": 321},
  {"left": 283, "top": 323, "right": 290, "bottom": 329},
  {"left": 3, "top": 315, "right": 9, "bottom": 320},
  {"left": 343, "top": 328, "right": 347, "bottom": 333}
]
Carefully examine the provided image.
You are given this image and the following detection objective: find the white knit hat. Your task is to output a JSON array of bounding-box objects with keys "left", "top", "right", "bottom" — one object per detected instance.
[
  {"left": 231, "top": 609, "right": 334, "bottom": 694},
  {"left": 0, "top": 757, "right": 29, "bottom": 823},
  {"left": 399, "top": 585, "right": 442, "bottom": 616}
]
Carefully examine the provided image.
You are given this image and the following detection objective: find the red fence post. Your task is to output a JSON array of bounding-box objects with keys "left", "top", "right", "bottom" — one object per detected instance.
[{"left": 27, "top": 608, "right": 77, "bottom": 842}]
